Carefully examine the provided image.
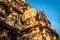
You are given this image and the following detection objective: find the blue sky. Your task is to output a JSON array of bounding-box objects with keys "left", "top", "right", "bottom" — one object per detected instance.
[{"left": 26, "top": 0, "right": 60, "bottom": 35}]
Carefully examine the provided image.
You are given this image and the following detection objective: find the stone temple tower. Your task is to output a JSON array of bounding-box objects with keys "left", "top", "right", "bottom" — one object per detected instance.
[{"left": 0, "top": 0, "right": 60, "bottom": 40}]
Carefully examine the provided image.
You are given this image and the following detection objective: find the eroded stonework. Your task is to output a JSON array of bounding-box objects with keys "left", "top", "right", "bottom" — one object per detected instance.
[{"left": 0, "top": 0, "right": 60, "bottom": 40}]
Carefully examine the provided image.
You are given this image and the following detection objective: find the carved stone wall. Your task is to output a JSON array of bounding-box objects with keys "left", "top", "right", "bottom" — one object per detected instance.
[{"left": 0, "top": 0, "right": 60, "bottom": 40}]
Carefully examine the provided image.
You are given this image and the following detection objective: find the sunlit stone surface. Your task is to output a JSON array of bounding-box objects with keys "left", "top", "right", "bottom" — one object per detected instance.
[{"left": 0, "top": 0, "right": 60, "bottom": 40}]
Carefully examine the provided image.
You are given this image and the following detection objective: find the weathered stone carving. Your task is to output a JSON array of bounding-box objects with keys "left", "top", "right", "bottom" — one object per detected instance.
[{"left": 0, "top": 0, "right": 60, "bottom": 40}]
